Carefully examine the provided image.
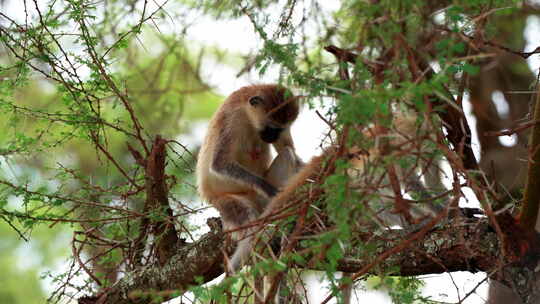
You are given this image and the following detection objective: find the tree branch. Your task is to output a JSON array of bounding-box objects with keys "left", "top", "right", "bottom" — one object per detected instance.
[
  {"left": 78, "top": 214, "right": 539, "bottom": 304},
  {"left": 80, "top": 218, "right": 225, "bottom": 304},
  {"left": 520, "top": 82, "right": 540, "bottom": 231},
  {"left": 131, "top": 135, "right": 179, "bottom": 267}
]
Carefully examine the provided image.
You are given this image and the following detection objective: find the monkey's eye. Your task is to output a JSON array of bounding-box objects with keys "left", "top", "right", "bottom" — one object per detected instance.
[{"left": 249, "top": 96, "right": 263, "bottom": 107}]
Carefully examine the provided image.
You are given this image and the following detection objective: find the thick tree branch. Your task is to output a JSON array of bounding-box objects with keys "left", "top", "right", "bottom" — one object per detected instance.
[
  {"left": 520, "top": 83, "right": 540, "bottom": 231},
  {"left": 145, "top": 136, "right": 179, "bottom": 265},
  {"left": 78, "top": 214, "right": 540, "bottom": 304},
  {"left": 130, "top": 135, "right": 179, "bottom": 266},
  {"left": 80, "top": 218, "right": 225, "bottom": 304}
]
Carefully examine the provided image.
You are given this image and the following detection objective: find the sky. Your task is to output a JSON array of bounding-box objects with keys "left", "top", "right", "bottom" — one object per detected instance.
[{"left": 2, "top": 0, "right": 540, "bottom": 303}]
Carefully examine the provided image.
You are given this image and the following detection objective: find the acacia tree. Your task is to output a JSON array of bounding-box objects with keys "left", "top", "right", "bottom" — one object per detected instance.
[{"left": 1, "top": 0, "right": 540, "bottom": 303}]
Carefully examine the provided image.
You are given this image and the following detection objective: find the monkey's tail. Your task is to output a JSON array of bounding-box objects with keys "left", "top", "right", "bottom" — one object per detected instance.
[{"left": 261, "top": 155, "right": 323, "bottom": 219}]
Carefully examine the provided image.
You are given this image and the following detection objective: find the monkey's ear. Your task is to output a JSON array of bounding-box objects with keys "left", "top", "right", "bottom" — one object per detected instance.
[{"left": 249, "top": 96, "right": 264, "bottom": 107}]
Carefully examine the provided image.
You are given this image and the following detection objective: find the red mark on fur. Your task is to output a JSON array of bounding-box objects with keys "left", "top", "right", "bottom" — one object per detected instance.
[{"left": 250, "top": 147, "right": 261, "bottom": 160}]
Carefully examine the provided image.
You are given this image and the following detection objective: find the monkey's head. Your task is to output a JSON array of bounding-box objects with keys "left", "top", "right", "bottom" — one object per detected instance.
[{"left": 244, "top": 85, "right": 300, "bottom": 143}]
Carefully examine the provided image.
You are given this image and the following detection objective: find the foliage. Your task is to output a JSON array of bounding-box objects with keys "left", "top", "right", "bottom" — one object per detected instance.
[
  {"left": 0, "top": 219, "right": 69, "bottom": 304},
  {"left": 0, "top": 0, "right": 539, "bottom": 303}
]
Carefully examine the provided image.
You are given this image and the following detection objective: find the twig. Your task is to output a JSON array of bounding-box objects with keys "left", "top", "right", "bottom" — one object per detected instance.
[
  {"left": 72, "top": 233, "right": 103, "bottom": 286},
  {"left": 484, "top": 120, "right": 540, "bottom": 137},
  {"left": 0, "top": 214, "right": 29, "bottom": 241}
]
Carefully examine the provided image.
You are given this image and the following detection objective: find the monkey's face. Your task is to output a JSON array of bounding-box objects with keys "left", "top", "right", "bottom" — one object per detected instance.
[
  {"left": 259, "top": 122, "right": 284, "bottom": 143},
  {"left": 245, "top": 87, "right": 299, "bottom": 143}
]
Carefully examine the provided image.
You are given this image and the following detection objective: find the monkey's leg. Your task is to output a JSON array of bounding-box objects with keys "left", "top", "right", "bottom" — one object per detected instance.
[
  {"left": 225, "top": 149, "right": 302, "bottom": 296},
  {"left": 214, "top": 194, "right": 261, "bottom": 273}
]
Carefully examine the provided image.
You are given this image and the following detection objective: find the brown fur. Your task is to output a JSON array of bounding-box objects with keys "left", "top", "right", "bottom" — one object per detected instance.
[
  {"left": 261, "top": 154, "right": 324, "bottom": 219},
  {"left": 196, "top": 84, "right": 301, "bottom": 270}
]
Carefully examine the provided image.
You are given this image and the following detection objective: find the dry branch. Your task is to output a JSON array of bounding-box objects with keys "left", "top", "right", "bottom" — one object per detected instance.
[{"left": 79, "top": 218, "right": 225, "bottom": 304}]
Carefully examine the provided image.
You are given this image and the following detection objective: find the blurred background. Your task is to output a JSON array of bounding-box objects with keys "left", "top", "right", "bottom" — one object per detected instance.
[{"left": 1, "top": 0, "right": 540, "bottom": 303}]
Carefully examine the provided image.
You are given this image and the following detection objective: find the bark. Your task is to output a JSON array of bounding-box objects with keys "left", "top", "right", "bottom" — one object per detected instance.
[
  {"left": 130, "top": 135, "right": 179, "bottom": 266},
  {"left": 79, "top": 215, "right": 540, "bottom": 304},
  {"left": 79, "top": 218, "right": 225, "bottom": 304},
  {"left": 520, "top": 83, "right": 540, "bottom": 231},
  {"left": 144, "top": 135, "right": 179, "bottom": 265}
]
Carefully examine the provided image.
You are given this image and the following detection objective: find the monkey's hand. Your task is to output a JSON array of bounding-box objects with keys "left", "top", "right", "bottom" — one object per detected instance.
[
  {"left": 256, "top": 177, "right": 278, "bottom": 198},
  {"left": 265, "top": 147, "right": 303, "bottom": 189}
]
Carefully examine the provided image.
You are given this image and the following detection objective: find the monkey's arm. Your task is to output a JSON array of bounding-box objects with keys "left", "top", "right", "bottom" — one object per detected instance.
[
  {"left": 229, "top": 152, "right": 319, "bottom": 271},
  {"left": 272, "top": 128, "right": 295, "bottom": 153},
  {"left": 272, "top": 128, "right": 305, "bottom": 168},
  {"left": 211, "top": 135, "right": 278, "bottom": 198},
  {"left": 265, "top": 147, "right": 300, "bottom": 188}
]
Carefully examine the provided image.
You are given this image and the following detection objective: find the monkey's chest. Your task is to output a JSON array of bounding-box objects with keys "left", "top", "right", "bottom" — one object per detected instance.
[
  {"left": 239, "top": 143, "right": 270, "bottom": 173},
  {"left": 249, "top": 145, "right": 263, "bottom": 161}
]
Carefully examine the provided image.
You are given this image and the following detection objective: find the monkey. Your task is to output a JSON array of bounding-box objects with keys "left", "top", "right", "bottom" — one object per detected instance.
[
  {"left": 196, "top": 84, "right": 303, "bottom": 272},
  {"left": 223, "top": 112, "right": 436, "bottom": 273}
]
